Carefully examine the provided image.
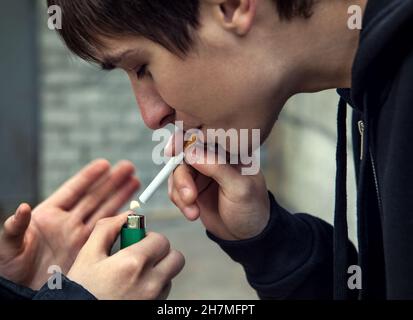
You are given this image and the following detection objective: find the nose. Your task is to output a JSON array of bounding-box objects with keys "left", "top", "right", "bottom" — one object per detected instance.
[{"left": 131, "top": 81, "right": 175, "bottom": 130}]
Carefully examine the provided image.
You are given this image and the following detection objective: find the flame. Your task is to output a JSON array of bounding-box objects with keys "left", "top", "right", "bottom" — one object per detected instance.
[{"left": 129, "top": 200, "right": 141, "bottom": 211}]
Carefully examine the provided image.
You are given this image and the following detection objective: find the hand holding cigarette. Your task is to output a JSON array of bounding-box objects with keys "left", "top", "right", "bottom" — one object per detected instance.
[{"left": 168, "top": 134, "right": 271, "bottom": 241}]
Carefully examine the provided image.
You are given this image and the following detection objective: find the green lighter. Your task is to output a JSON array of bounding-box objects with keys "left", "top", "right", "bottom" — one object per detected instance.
[{"left": 120, "top": 213, "right": 146, "bottom": 249}]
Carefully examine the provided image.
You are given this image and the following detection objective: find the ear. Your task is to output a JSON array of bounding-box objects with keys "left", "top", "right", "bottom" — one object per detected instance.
[{"left": 214, "top": 0, "right": 257, "bottom": 36}]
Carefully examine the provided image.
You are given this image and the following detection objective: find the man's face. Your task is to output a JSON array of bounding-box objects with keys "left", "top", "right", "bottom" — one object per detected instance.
[{"left": 96, "top": 1, "right": 289, "bottom": 150}]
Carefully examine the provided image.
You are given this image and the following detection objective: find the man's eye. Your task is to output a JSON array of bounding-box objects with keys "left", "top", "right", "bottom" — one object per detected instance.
[{"left": 136, "top": 65, "right": 148, "bottom": 79}]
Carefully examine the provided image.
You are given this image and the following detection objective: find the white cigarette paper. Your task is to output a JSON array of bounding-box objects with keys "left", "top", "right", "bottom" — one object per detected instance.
[
  {"left": 136, "top": 134, "right": 197, "bottom": 206},
  {"left": 139, "top": 152, "right": 186, "bottom": 205}
]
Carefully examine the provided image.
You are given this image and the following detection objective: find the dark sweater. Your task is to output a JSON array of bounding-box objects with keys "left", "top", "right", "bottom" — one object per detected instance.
[{"left": 0, "top": 274, "right": 96, "bottom": 300}]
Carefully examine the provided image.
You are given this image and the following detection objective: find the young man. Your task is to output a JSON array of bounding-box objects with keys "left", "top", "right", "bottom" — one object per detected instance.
[{"left": 9, "top": 0, "right": 411, "bottom": 299}]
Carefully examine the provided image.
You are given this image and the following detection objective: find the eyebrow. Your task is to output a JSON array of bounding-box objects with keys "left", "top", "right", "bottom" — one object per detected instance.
[{"left": 99, "top": 49, "right": 141, "bottom": 71}]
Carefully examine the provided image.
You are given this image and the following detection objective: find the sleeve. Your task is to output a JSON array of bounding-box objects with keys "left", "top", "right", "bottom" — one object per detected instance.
[
  {"left": 0, "top": 276, "right": 37, "bottom": 300},
  {"left": 33, "top": 274, "right": 97, "bottom": 300},
  {"left": 0, "top": 274, "right": 96, "bottom": 300},
  {"left": 207, "top": 192, "right": 357, "bottom": 299}
]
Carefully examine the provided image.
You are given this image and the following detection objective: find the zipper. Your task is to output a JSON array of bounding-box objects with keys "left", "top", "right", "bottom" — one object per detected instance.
[
  {"left": 358, "top": 120, "right": 383, "bottom": 214},
  {"left": 370, "top": 148, "right": 383, "bottom": 214},
  {"left": 358, "top": 120, "right": 365, "bottom": 160}
]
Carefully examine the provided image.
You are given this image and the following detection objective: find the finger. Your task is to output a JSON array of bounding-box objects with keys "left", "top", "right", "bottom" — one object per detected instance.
[
  {"left": 173, "top": 163, "right": 198, "bottom": 204},
  {"left": 170, "top": 186, "right": 200, "bottom": 221},
  {"left": 171, "top": 189, "right": 200, "bottom": 221},
  {"left": 120, "top": 232, "right": 171, "bottom": 265},
  {"left": 46, "top": 159, "right": 111, "bottom": 209},
  {"left": 158, "top": 282, "right": 172, "bottom": 300},
  {"left": 185, "top": 144, "right": 244, "bottom": 193},
  {"left": 84, "top": 213, "right": 129, "bottom": 259},
  {"left": 85, "top": 177, "right": 140, "bottom": 228},
  {"left": 2, "top": 204, "right": 31, "bottom": 245},
  {"left": 153, "top": 249, "right": 185, "bottom": 283},
  {"left": 72, "top": 161, "right": 135, "bottom": 221},
  {"left": 194, "top": 173, "right": 214, "bottom": 196},
  {"left": 168, "top": 173, "right": 200, "bottom": 221},
  {"left": 195, "top": 182, "right": 235, "bottom": 237}
]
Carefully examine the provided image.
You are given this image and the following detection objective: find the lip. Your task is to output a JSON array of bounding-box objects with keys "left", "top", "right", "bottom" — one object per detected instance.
[
  {"left": 181, "top": 124, "right": 203, "bottom": 133},
  {"left": 164, "top": 125, "right": 204, "bottom": 157},
  {"left": 186, "top": 126, "right": 207, "bottom": 144}
]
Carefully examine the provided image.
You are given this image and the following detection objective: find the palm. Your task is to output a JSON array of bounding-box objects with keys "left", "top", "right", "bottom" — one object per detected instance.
[{"left": 28, "top": 208, "right": 88, "bottom": 288}]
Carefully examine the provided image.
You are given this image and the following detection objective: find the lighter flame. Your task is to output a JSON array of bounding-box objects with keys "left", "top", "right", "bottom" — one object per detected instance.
[{"left": 129, "top": 200, "right": 141, "bottom": 211}]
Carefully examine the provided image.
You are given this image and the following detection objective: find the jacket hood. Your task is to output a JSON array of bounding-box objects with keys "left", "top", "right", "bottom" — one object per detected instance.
[
  {"left": 351, "top": 0, "right": 413, "bottom": 112},
  {"left": 334, "top": 0, "right": 413, "bottom": 299}
]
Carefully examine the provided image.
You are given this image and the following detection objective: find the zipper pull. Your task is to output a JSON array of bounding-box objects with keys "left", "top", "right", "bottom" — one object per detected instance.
[{"left": 358, "top": 120, "right": 365, "bottom": 160}]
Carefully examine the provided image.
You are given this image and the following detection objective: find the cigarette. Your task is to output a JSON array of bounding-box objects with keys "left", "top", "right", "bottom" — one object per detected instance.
[{"left": 136, "top": 134, "right": 197, "bottom": 206}]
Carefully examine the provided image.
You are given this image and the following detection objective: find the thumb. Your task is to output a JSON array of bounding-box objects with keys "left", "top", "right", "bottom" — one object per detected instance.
[
  {"left": 2, "top": 204, "right": 32, "bottom": 245},
  {"left": 184, "top": 144, "right": 243, "bottom": 191},
  {"left": 84, "top": 212, "right": 129, "bottom": 259}
]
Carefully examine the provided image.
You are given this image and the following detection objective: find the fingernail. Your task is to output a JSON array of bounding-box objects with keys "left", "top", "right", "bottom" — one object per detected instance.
[
  {"left": 179, "top": 188, "right": 192, "bottom": 200},
  {"left": 183, "top": 205, "right": 198, "bottom": 217},
  {"left": 185, "top": 144, "right": 202, "bottom": 163},
  {"left": 14, "top": 205, "right": 21, "bottom": 220},
  {"left": 165, "top": 135, "right": 174, "bottom": 157},
  {"left": 185, "top": 149, "right": 195, "bottom": 164}
]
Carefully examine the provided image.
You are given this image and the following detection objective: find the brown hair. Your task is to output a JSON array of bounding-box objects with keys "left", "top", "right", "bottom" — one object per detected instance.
[{"left": 47, "top": 0, "right": 314, "bottom": 64}]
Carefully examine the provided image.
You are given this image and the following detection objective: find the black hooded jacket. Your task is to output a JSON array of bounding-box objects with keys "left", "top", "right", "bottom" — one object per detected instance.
[
  {"left": 1, "top": 0, "right": 412, "bottom": 300},
  {"left": 209, "top": 0, "right": 413, "bottom": 299}
]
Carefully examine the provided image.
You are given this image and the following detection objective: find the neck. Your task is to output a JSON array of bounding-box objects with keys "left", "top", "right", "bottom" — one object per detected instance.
[{"left": 287, "top": 0, "right": 368, "bottom": 94}]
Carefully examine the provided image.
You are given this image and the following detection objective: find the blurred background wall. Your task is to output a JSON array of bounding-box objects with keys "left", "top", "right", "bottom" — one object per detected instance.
[
  {"left": 0, "top": 0, "right": 39, "bottom": 215},
  {"left": 0, "top": 0, "right": 357, "bottom": 299},
  {"left": 266, "top": 93, "right": 358, "bottom": 245}
]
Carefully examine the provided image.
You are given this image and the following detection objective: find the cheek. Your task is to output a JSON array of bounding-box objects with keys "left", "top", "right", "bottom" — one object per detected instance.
[
  {"left": 154, "top": 56, "right": 272, "bottom": 130},
  {"left": 154, "top": 64, "right": 222, "bottom": 121}
]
